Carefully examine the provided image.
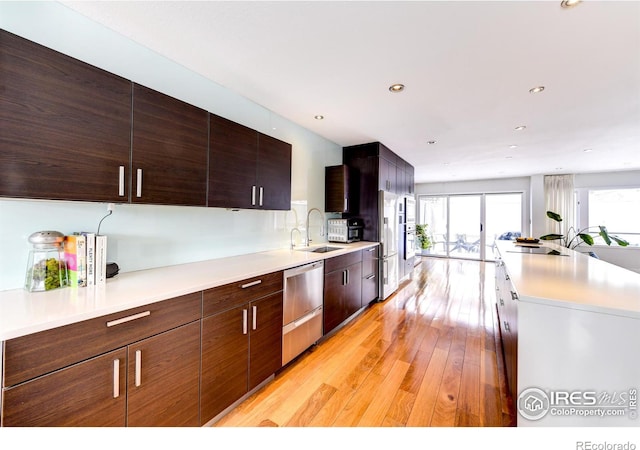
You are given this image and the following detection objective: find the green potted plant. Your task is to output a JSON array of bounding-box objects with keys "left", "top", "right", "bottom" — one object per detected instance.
[
  {"left": 416, "top": 224, "right": 432, "bottom": 251},
  {"left": 540, "top": 211, "right": 629, "bottom": 249}
]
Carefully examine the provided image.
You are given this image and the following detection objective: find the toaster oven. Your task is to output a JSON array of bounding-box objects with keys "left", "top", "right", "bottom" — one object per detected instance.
[{"left": 327, "top": 218, "right": 364, "bottom": 243}]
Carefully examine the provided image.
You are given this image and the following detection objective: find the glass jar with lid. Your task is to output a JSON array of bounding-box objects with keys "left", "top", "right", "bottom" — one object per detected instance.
[{"left": 24, "top": 230, "right": 69, "bottom": 292}]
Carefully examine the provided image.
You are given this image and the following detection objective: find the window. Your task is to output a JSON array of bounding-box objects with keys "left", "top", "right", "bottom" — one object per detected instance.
[{"left": 585, "top": 188, "right": 640, "bottom": 246}]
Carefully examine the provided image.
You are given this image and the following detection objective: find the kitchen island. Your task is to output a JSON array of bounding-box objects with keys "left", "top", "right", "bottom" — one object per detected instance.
[{"left": 494, "top": 240, "right": 640, "bottom": 427}]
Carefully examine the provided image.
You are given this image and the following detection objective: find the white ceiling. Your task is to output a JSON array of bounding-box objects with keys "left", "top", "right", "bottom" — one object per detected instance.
[{"left": 61, "top": 0, "right": 640, "bottom": 184}]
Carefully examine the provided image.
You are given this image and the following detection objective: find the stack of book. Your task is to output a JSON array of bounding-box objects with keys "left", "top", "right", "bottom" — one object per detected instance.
[{"left": 64, "top": 233, "right": 107, "bottom": 287}]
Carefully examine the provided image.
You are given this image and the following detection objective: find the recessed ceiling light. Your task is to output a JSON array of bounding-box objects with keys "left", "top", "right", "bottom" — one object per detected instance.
[
  {"left": 561, "top": 0, "right": 581, "bottom": 8},
  {"left": 529, "top": 86, "right": 545, "bottom": 94},
  {"left": 509, "top": 145, "right": 518, "bottom": 149},
  {"left": 583, "top": 148, "right": 592, "bottom": 153},
  {"left": 314, "top": 115, "right": 324, "bottom": 120},
  {"left": 427, "top": 140, "right": 437, "bottom": 145},
  {"left": 389, "top": 83, "right": 405, "bottom": 93},
  {"left": 514, "top": 125, "right": 527, "bottom": 131}
]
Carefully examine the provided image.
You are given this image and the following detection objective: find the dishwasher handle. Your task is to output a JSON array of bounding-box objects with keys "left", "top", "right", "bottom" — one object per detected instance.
[
  {"left": 283, "top": 306, "right": 323, "bottom": 334},
  {"left": 284, "top": 261, "right": 324, "bottom": 279}
]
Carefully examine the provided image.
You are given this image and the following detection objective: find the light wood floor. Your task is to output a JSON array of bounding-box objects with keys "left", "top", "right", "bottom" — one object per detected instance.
[{"left": 215, "top": 257, "right": 516, "bottom": 427}]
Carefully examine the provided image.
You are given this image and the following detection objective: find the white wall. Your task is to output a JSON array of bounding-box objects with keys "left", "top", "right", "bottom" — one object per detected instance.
[{"left": 0, "top": 2, "right": 341, "bottom": 291}]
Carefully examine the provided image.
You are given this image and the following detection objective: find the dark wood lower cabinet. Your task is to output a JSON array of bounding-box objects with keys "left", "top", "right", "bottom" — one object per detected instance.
[
  {"left": 2, "top": 348, "right": 127, "bottom": 427},
  {"left": 1, "top": 321, "right": 201, "bottom": 427},
  {"left": 126, "top": 321, "right": 201, "bottom": 427},
  {"left": 361, "top": 246, "right": 379, "bottom": 304},
  {"left": 248, "top": 292, "right": 283, "bottom": 390},
  {"left": 200, "top": 291, "right": 283, "bottom": 424},
  {"left": 200, "top": 304, "right": 249, "bottom": 422},
  {"left": 324, "top": 252, "right": 363, "bottom": 335}
]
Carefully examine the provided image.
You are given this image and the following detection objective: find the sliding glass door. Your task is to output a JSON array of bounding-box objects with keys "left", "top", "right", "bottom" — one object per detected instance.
[
  {"left": 449, "top": 195, "right": 482, "bottom": 260},
  {"left": 418, "top": 192, "right": 523, "bottom": 261}
]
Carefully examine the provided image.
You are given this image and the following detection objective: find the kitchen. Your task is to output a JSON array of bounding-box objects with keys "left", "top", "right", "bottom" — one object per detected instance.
[{"left": 1, "top": 0, "right": 640, "bottom": 447}]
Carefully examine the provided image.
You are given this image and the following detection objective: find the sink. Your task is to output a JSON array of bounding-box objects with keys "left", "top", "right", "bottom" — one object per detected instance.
[{"left": 301, "top": 246, "right": 342, "bottom": 253}]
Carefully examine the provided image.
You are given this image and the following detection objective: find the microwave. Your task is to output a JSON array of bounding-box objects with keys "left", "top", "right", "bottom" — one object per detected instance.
[{"left": 327, "top": 218, "right": 364, "bottom": 243}]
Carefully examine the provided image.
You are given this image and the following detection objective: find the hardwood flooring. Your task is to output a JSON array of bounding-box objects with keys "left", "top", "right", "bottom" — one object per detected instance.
[{"left": 215, "top": 257, "right": 516, "bottom": 427}]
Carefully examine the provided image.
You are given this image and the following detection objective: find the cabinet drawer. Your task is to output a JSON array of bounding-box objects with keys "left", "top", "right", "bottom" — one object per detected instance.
[
  {"left": 3, "top": 292, "right": 202, "bottom": 387},
  {"left": 324, "top": 250, "right": 362, "bottom": 274},
  {"left": 362, "top": 246, "right": 378, "bottom": 276},
  {"left": 203, "top": 271, "right": 283, "bottom": 317}
]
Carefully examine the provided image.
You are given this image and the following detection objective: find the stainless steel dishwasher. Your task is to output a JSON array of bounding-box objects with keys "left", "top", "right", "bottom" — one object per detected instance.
[{"left": 282, "top": 260, "right": 324, "bottom": 366}]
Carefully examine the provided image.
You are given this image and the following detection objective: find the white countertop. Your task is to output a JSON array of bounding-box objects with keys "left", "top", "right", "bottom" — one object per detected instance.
[
  {"left": 0, "top": 242, "right": 378, "bottom": 341},
  {"left": 495, "top": 240, "right": 640, "bottom": 319}
]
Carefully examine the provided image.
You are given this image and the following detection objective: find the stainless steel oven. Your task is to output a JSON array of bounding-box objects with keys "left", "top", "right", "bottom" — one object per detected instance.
[{"left": 405, "top": 196, "right": 416, "bottom": 225}]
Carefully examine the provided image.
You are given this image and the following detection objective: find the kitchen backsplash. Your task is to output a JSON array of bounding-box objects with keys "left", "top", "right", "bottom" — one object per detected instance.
[{"left": 0, "top": 198, "right": 340, "bottom": 291}]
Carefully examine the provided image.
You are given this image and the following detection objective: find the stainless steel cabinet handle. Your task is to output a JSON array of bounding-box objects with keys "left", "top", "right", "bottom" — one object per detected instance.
[
  {"left": 342, "top": 270, "right": 347, "bottom": 285},
  {"left": 251, "top": 185, "right": 256, "bottom": 206},
  {"left": 346, "top": 269, "right": 349, "bottom": 285},
  {"left": 135, "top": 350, "right": 142, "bottom": 387},
  {"left": 367, "top": 247, "right": 376, "bottom": 252},
  {"left": 106, "top": 311, "right": 150, "bottom": 327},
  {"left": 118, "top": 166, "right": 125, "bottom": 197},
  {"left": 241, "top": 280, "right": 262, "bottom": 289},
  {"left": 259, "top": 186, "right": 264, "bottom": 207},
  {"left": 136, "top": 168, "right": 143, "bottom": 197},
  {"left": 252, "top": 305, "right": 257, "bottom": 330},
  {"left": 113, "top": 359, "right": 120, "bottom": 398},
  {"left": 242, "top": 309, "right": 248, "bottom": 335},
  {"left": 344, "top": 197, "right": 348, "bottom": 211}
]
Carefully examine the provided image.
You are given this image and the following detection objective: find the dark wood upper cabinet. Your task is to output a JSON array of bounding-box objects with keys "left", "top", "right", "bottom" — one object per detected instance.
[
  {"left": 209, "top": 114, "right": 291, "bottom": 210},
  {"left": 257, "top": 132, "right": 292, "bottom": 211},
  {"left": 209, "top": 114, "right": 258, "bottom": 209},
  {"left": 0, "top": 29, "right": 131, "bottom": 202},
  {"left": 131, "top": 84, "right": 208, "bottom": 206},
  {"left": 325, "top": 165, "right": 358, "bottom": 213}
]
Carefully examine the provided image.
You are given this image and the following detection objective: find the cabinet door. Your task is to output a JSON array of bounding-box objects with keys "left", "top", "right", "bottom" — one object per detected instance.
[
  {"left": 406, "top": 164, "right": 415, "bottom": 195},
  {"left": 257, "top": 132, "right": 292, "bottom": 210},
  {"left": 201, "top": 304, "right": 249, "bottom": 423},
  {"left": 131, "top": 84, "right": 208, "bottom": 206},
  {"left": 325, "top": 165, "right": 350, "bottom": 213},
  {"left": 248, "top": 291, "right": 283, "bottom": 390},
  {"left": 2, "top": 348, "right": 127, "bottom": 427},
  {"left": 127, "top": 321, "right": 200, "bottom": 427},
  {"left": 0, "top": 30, "right": 131, "bottom": 202},
  {"left": 324, "top": 269, "right": 347, "bottom": 335},
  {"left": 344, "top": 262, "right": 363, "bottom": 319},
  {"left": 396, "top": 164, "right": 407, "bottom": 195},
  {"left": 209, "top": 114, "right": 258, "bottom": 209}
]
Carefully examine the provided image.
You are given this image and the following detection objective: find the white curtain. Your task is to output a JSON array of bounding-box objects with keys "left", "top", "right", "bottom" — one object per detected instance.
[{"left": 544, "top": 174, "right": 575, "bottom": 236}]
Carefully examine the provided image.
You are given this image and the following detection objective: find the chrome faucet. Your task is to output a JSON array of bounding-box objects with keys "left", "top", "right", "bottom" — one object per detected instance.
[
  {"left": 290, "top": 227, "right": 302, "bottom": 249},
  {"left": 305, "top": 207, "right": 326, "bottom": 247}
]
